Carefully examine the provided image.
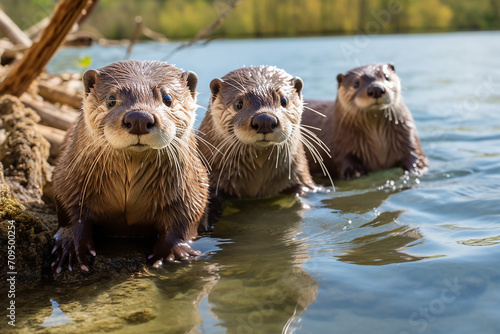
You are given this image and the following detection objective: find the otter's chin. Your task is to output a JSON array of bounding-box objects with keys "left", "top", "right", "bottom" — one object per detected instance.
[
  {"left": 371, "top": 102, "right": 394, "bottom": 111},
  {"left": 126, "top": 144, "right": 152, "bottom": 152},
  {"left": 254, "top": 140, "right": 275, "bottom": 148},
  {"left": 105, "top": 135, "right": 174, "bottom": 151},
  {"left": 355, "top": 95, "right": 393, "bottom": 110},
  {"left": 234, "top": 127, "right": 290, "bottom": 148}
]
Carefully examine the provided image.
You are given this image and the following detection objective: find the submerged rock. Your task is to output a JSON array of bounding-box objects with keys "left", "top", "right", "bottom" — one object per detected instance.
[{"left": 121, "top": 308, "right": 157, "bottom": 324}]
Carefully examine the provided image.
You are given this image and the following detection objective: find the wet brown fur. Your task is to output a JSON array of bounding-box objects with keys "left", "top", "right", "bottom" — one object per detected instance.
[
  {"left": 198, "top": 66, "right": 320, "bottom": 218},
  {"left": 52, "top": 60, "right": 209, "bottom": 271},
  {"left": 303, "top": 63, "right": 428, "bottom": 179}
]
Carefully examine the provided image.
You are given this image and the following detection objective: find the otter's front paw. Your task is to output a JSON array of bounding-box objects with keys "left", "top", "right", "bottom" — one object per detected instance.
[
  {"left": 339, "top": 155, "right": 366, "bottom": 180},
  {"left": 283, "top": 182, "right": 330, "bottom": 197},
  {"left": 405, "top": 153, "right": 429, "bottom": 176},
  {"left": 148, "top": 235, "right": 201, "bottom": 268},
  {"left": 51, "top": 223, "right": 96, "bottom": 273},
  {"left": 341, "top": 166, "right": 364, "bottom": 179}
]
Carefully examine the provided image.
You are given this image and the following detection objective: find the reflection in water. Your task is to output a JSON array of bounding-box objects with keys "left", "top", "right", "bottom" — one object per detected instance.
[
  {"left": 325, "top": 169, "right": 419, "bottom": 211},
  {"left": 337, "top": 210, "right": 425, "bottom": 265},
  {"left": 206, "top": 197, "right": 318, "bottom": 334},
  {"left": 151, "top": 263, "right": 220, "bottom": 333},
  {"left": 41, "top": 299, "right": 71, "bottom": 327},
  {"left": 458, "top": 235, "right": 500, "bottom": 247},
  {"left": 32, "top": 32, "right": 500, "bottom": 333},
  {"left": 321, "top": 171, "right": 426, "bottom": 266},
  {"left": 9, "top": 197, "right": 318, "bottom": 334}
]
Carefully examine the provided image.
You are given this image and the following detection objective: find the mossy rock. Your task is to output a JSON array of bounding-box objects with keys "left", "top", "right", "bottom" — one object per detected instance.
[{"left": 0, "top": 164, "right": 52, "bottom": 283}]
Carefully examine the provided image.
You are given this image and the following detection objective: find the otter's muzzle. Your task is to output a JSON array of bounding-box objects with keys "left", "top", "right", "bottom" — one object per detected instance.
[
  {"left": 251, "top": 113, "right": 278, "bottom": 134},
  {"left": 367, "top": 86, "right": 386, "bottom": 99},
  {"left": 123, "top": 110, "right": 155, "bottom": 135}
]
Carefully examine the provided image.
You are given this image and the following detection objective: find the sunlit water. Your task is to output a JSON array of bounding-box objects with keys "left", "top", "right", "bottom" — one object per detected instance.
[{"left": 13, "top": 31, "right": 500, "bottom": 333}]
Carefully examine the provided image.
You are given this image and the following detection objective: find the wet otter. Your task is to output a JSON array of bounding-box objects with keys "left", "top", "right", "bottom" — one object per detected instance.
[
  {"left": 198, "top": 66, "right": 328, "bottom": 224},
  {"left": 302, "top": 63, "right": 428, "bottom": 179},
  {"left": 51, "top": 60, "right": 209, "bottom": 272}
]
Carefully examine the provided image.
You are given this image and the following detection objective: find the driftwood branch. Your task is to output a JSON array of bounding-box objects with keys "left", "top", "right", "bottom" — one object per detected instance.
[
  {"left": 0, "top": 0, "right": 92, "bottom": 97},
  {"left": 125, "top": 16, "right": 142, "bottom": 59},
  {"left": 142, "top": 26, "right": 168, "bottom": 42},
  {"left": 36, "top": 124, "right": 66, "bottom": 158},
  {"left": 0, "top": 40, "right": 26, "bottom": 61},
  {"left": 21, "top": 96, "right": 78, "bottom": 131},
  {"left": 23, "top": 18, "right": 50, "bottom": 40},
  {"left": 0, "top": 9, "right": 32, "bottom": 48},
  {"left": 38, "top": 83, "right": 83, "bottom": 109},
  {"left": 166, "top": 0, "right": 243, "bottom": 59}
]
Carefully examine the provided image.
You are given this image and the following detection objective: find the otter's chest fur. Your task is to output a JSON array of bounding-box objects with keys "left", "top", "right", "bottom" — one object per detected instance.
[
  {"left": 352, "top": 118, "right": 409, "bottom": 171},
  {"left": 95, "top": 159, "right": 158, "bottom": 225},
  {"left": 77, "top": 152, "right": 182, "bottom": 235},
  {"left": 216, "top": 147, "right": 297, "bottom": 198},
  {"left": 368, "top": 128, "right": 396, "bottom": 169}
]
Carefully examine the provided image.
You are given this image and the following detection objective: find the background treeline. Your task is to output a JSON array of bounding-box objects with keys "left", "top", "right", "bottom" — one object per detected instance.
[{"left": 2, "top": 0, "right": 500, "bottom": 40}]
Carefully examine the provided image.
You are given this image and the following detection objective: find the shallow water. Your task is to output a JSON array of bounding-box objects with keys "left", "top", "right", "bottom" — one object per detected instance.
[{"left": 15, "top": 31, "right": 500, "bottom": 333}]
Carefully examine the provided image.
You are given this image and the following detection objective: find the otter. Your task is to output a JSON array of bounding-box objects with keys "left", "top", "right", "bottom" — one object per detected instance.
[
  {"left": 198, "top": 66, "right": 328, "bottom": 224},
  {"left": 51, "top": 60, "right": 209, "bottom": 272},
  {"left": 302, "top": 63, "right": 428, "bottom": 179}
]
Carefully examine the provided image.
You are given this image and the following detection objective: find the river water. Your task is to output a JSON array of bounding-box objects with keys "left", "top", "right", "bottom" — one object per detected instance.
[{"left": 16, "top": 31, "right": 500, "bottom": 333}]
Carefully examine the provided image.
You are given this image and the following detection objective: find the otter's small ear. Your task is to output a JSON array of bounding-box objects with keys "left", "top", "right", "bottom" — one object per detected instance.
[
  {"left": 210, "top": 78, "right": 222, "bottom": 102},
  {"left": 83, "top": 69, "right": 99, "bottom": 95},
  {"left": 292, "top": 77, "right": 303, "bottom": 97},
  {"left": 337, "top": 74, "right": 344, "bottom": 88},
  {"left": 181, "top": 71, "right": 198, "bottom": 99},
  {"left": 388, "top": 63, "right": 396, "bottom": 72}
]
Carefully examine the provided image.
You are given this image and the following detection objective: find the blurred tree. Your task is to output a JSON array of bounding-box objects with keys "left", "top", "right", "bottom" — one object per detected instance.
[
  {"left": 441, "top": 0, "right": 496, "bottom": 30},
  {"left": 1, "top": 0, "right": 499, "bottom": 40},
  {"left": 407, "top": 0, "right": 453, "bottom": 30}
]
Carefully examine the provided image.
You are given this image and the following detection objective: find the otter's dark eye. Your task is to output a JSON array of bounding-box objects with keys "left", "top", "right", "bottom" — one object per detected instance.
[
  {"left": 281, "top": 96, "right": 288, "bottom": 108},
  {"left": 107, "top": 94, "right": 116, "bottom": 108},
  {"left": 384, "top": 73, "right": 390, "bottom": 81},
  {"left": 235, "top": 99, "right": 243, "bottom": 110},
  {"left": 353, "top": 80, "right": 360, "bottom": 89},
  {"left": 163, "top": 94, "right": 172, "bottom": 107}
]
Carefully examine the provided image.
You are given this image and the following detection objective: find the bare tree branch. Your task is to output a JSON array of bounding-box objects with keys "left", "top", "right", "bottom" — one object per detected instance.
[{"left": 165, "top": 0, "right": 243, "bottom": 59}]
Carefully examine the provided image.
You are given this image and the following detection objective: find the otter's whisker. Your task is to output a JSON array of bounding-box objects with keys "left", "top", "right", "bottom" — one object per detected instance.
[
  {"left": 303, "top": 105, "right": 326, "bottom": 118},
  {"left": 300, "top": 135, "right": 334, "bottom": 190},
  {"left": 79, "top": 146, "right": 107, "bottom": 218},
  {"left": 299, "top": 126, "right": 332, "bottom": 157},
  {"left": 215, "top": 137, "right": 239, "bottom": 194},
  {"left": 275, "top": 145, "right": 280, "bottom": 169},
  {"left": 193, "top": 132, "right": 223, "bottom": 156},
  {"left": 301, "top": 124, "right": 322, "bottom": 132},
  {"left": 99, "top": 146, "right": 113, "bottom": 192},
  {"left": 170, "top": 138, "right": 185, "bottom": 195},
  {"left": 267, "top": 144, "right": 276, "bottom": 160}
]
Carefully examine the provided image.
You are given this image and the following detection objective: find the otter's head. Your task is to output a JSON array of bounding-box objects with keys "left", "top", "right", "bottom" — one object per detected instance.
[
  {"left": 336, "top": 63, "right": 401, "bottom": 114},
  {"left": 82, "top": 60, "right": 198, "bottom": 152},
  {"left": 209, "top": 66, "right": 303, "bottom": 149}
]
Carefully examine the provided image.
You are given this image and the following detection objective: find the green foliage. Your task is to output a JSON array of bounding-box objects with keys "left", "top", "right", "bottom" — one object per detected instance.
[
  {"left": 75, "top": 56, "right": 92, "bottom": 70},
  {"left": 0, "top": 0, "right": 55, "bottom": 31},
  {"left": 1, "top": 0, "right": 499, "bottom": 40}
]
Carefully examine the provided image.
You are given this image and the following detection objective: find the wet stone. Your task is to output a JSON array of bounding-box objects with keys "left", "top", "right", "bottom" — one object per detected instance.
[{"left": 121, "top": 308, "right": 157, "bottom": 324}]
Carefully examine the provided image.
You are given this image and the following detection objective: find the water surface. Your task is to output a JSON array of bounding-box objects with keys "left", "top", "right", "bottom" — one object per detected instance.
[{"left": 17, "top": 31, "right": 500, "bottom": 333}]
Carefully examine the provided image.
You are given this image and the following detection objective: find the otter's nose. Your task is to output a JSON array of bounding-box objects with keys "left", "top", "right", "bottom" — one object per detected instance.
[
  {"left": 251, "top": 113, "right": 279, "bottom": 134},
  {"left": 367, "top": 86, "right": 386, "bottom": 99},
  {"left": 123, "top": 110, "right": 155, "bottom": 135}
]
